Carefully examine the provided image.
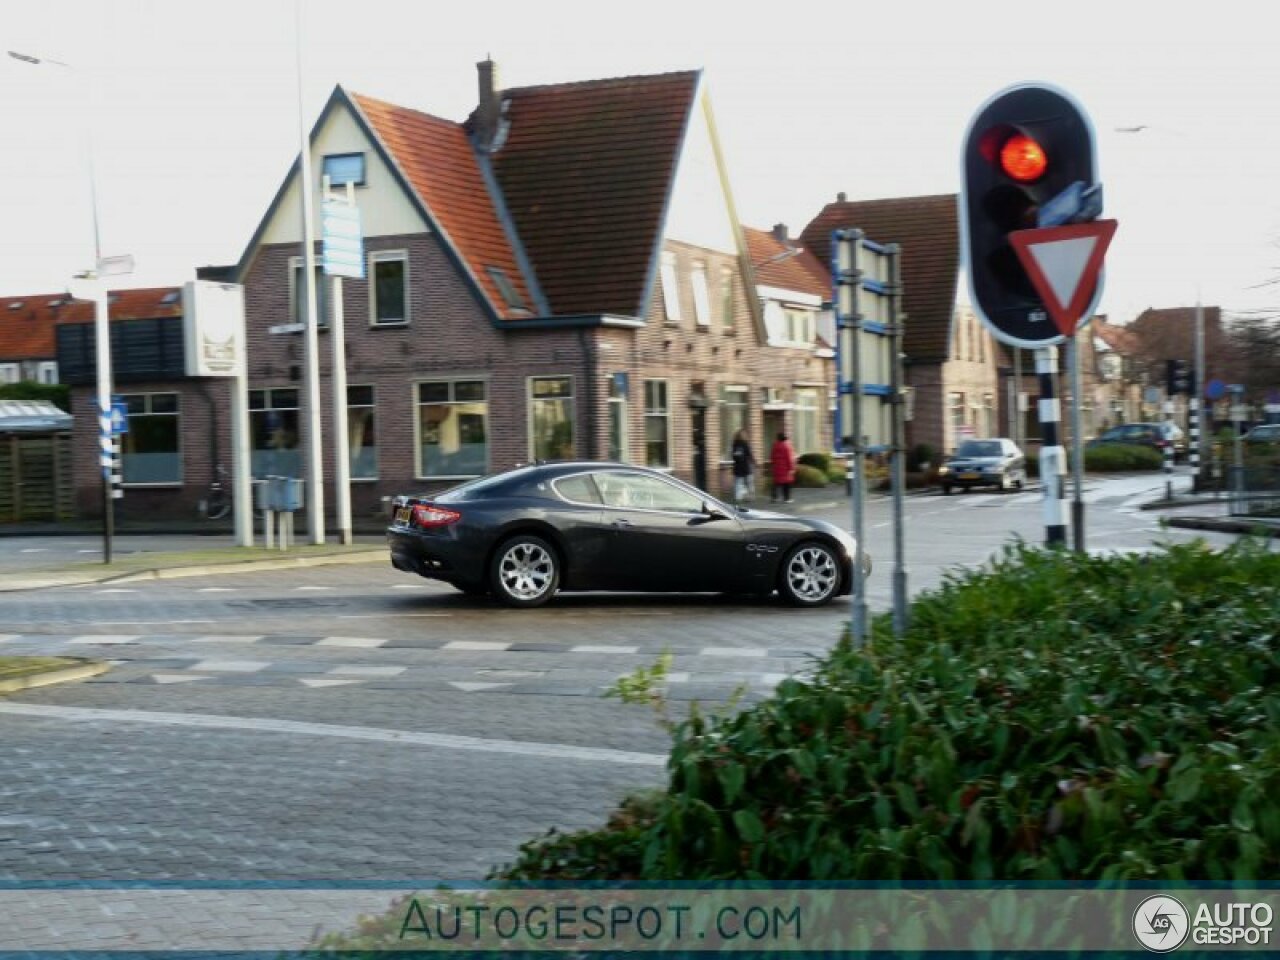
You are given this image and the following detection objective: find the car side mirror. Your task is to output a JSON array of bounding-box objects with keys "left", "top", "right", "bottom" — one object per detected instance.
[{"left": 702, "top": 501, "right": 730, "bottom": 521}]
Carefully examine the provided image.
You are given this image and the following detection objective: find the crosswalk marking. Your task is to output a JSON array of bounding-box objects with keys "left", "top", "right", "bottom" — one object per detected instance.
[
  {"left": 190, "top": 660, "right": 270, "bottom": 673},
  {"left": 67, "top": 635, "right": 140, "bottom": 645},
  {"left": 316, "top": 636, "right": 386, "bottom": 648},
  {"left": 571, "top": 644, "right": 639, "bottom": 654},
  {"left": 328, "top": 665, "right": 406, "bottom": 678},
  {"left": 443, "top": 641, "right": 511, "bottom": 652}
]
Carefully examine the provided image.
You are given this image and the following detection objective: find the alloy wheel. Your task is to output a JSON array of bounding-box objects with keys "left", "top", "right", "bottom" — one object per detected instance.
[
  {"left": 496, "top": 540, "right": 556, "bottom": 603},
  {"left": 784, "top": 544, "right": 839, "bottom": 605}
]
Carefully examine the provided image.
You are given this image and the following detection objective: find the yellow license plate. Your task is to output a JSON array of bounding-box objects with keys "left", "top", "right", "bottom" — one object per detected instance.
[
  {"left": 394, "top": 507, "right": 412, "bottom": 525},
  {"left": 958, "top": 472, "right": 979, "bottom": 481}
]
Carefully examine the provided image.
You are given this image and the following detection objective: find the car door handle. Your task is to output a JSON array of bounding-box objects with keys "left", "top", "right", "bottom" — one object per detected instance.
[{"left": 612, "top": 518, "right": 633, "bottom": 528}]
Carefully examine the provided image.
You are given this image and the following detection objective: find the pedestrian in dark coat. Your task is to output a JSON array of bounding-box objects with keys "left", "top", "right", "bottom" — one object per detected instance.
[{"left": 730, "top": 428, "right": 755, "bottom": 503}]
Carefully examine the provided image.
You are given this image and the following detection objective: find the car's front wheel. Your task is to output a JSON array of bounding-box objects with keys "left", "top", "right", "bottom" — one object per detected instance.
[
  {"left": 490, "top": 534, "right": 560, "bottom": 608},
  {"left": 778, "top": 541, "right": 841, "bottom": 607}
]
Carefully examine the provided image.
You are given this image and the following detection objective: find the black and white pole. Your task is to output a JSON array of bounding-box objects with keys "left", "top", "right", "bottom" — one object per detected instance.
[
  {"left": 1035, "top": 347, "right": 1067, "bottom": 546},
  {"left": 1163, "top": 398, "right": 1175, "bottom": 501},
  {"left": 1190, "top": 300, "right": 1204, "bottom": 487},
  {"left": 97, "top": 401, "right": 115, "bottom": 564}
]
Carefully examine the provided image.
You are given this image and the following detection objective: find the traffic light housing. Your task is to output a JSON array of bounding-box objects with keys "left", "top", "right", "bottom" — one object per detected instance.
[
  {"left": 1167, "top": 359, "right": 1191, "bottom": 396},
  {"left": 960, "top": 84, "right": 1100, "bottom": 347}
]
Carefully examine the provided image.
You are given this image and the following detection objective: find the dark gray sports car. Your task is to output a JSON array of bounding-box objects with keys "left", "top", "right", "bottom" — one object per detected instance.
[{"left": 387, "top": 462, "right": 870, "bottom": 608}]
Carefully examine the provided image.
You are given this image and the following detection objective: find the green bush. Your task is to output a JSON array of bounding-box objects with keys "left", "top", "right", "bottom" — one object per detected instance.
[
  {"left": 0, "top": 381, "right": 70, "bottom": 411},
  {"left": 498, "top": 540, "right": 1280, "bottom": 881},
  {"left": 797, "top": 451, "right": 832, "bottom": 473},
  {"left": 793, "top": 464, "right": 827, "bottom": 488}
]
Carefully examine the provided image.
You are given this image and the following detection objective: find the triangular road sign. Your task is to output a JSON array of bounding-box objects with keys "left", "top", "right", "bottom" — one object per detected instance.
[{"left": 1009, "top": 219, "right": 1118, "bottom": 337}]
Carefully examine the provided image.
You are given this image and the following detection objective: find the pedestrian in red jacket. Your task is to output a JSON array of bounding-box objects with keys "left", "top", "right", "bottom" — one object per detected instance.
[{"left": 771, "top": 432, "right": 797, "bottom": 503}]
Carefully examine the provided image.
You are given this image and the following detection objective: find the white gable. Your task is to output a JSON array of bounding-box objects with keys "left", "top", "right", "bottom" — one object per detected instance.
[
  {"left": 261, "top": 99, "right": 428, "bottom": 246},
  {"left": 661, "top": 87, "right": 737, "bottom": 254}
]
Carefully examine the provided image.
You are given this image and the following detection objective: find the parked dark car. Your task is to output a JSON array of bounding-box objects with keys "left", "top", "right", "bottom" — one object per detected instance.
[
  {"left": 937, "top": 438, "right": 1027, "bottom": 495},
  {"left": 1087, "top": 422, "right": 1186, "bottom": 460},
  {"left": 387, "top": 462, "right": 869, "bottom": 608},
  {"left": 1243, "top": 423, "right": 1280, "bottom": 447}
]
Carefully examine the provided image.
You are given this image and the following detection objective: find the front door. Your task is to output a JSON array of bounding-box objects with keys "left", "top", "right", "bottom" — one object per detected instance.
[{"left": 691, "top": 408, "right": 708, "bottom": 491}]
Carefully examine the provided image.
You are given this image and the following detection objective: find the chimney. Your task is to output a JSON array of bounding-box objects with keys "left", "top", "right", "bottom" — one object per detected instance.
[
  {"left": 836, "top": 192, "right": 847, "bottom": 203},
  {"left": 476, "top": 59, "right": 501, "bottom": 150},
  {"left": 771, "top": 223, "right": 789, "bottom": 242}
]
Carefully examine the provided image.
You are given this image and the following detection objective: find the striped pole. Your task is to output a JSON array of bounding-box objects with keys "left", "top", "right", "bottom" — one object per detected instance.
[
  {"left": 1163, "top": 399, "right": 1175, "bottom": 501},
  {"left": 1187, "top": 396, "right": 1200, "bottom": 481},
  {"left": 1035, "top": 347, "right": 1067, "bottom": 546}
]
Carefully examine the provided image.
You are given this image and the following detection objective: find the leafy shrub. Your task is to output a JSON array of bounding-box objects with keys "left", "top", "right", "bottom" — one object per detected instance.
[
  {"left": 1085, "top": 443, "right": 1163, "bottom": 471},
  {"left": 497, "top": 540, "right": 1280, "bottom": 882},
  {"left": 797, "top": 451, "right": 832, "bottom": 473},
  {"left": 909, "top": 443, "right": 938, "bottom": 470},
  {"left": 1024, "top": 449, "right": 1039, "bottom": 479},
  {"left": 0, "top": 381, "right": 70, "bottom": 412},
  {"left": 793, "top": 464, "right": 827, "bottom": 488}
]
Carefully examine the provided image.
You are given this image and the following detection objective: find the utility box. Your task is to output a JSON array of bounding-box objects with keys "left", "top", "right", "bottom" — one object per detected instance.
[{"left": 265, "top": 476, "right": 304, "bottom": 512}]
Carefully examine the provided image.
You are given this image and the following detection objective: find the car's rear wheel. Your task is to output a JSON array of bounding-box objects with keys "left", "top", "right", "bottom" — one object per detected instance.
[
  {"left": 490, "top": 534, "right": 560, "bottom": 608},
  {"left": 778, "top": 541, "right": 841, "bottom": 607}
]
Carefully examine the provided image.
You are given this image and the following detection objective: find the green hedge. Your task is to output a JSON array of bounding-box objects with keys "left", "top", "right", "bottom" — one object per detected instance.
[
  {"left": 793, "top": 464, "right": 828, "bottom": 488},
  {"left": 797, "top": 451, "right": 832, "bottom": 473},
  {"left": 1085, "top": 443, "right": 1164, "bottom": 471},
  {"left": 498, "top": 540, "right": 1280, "bottom": 881}
]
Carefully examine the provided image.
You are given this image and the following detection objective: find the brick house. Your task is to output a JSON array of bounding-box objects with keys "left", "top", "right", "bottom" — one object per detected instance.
[
  {"left": 59, "top": 63, "right": 832, "bottom": 523},
  {"left": 0, "top": 294, "right": 62, "bottom": 386}
]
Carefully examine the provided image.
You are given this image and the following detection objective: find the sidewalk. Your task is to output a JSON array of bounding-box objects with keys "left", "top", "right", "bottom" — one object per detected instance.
[{"left": 0, "top": 541, "right": 386, "bottom": 592}]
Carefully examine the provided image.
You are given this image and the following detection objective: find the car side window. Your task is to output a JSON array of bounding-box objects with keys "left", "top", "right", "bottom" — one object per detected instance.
[
  {"left": 597, "top": 473, "right": 703, "bottom": 513},
  {"left": 554, "top": 474, "right": 602, "bottom": 505}
]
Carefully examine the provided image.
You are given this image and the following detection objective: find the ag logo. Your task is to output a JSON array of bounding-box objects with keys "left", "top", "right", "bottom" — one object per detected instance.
[{"left": 1133, "top": 895, "right": 1190, "bottom": 952}]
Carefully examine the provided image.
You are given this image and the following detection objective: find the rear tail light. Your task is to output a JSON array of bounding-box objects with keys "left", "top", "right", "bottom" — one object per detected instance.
[{"left": 411, "top": 504, "right": 461, "bottom": 528}]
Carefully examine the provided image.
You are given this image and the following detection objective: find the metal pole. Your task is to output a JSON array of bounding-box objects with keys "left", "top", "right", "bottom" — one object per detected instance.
[
  {"left": 1191, "top": 299, "right": 1205, "bottom": 488},
  {"left": 295, "top": 0, "right": 326, "bottom": 544},
  {"left": 329, "top": 187, "right": 353, "bottom": 546},
  {"left": 1035, "top": 347, "right": 1067, "bottom": 546},
  {"left": 1163, "top": 394, "right": 1175, "bottom": 501},
  {"left": 835, "top": 231, "right": 869, "bottom": 646},
  {"left": 1067, "top": 334, "right": 1086, "bottom": 552},
  {"left": 1013, "top": 348, "right": 1023, "bottom": 449},
  {"left": 231, "top": 368, "right": 253, "bottom": 547},
  {"left": 887, "top": 244, "right": 909, "bottom": 636}
]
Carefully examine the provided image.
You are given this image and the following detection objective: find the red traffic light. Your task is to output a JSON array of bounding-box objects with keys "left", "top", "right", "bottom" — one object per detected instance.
[{"left": 999, "top": 133, "right": 1048, "bottom": 182}]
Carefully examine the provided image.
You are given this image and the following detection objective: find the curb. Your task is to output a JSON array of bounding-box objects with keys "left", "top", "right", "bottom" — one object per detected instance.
[
  {"left": 1166, "top": 516, "right": 1280, "bottom": 538},
  {"left": 0, "top": 548, "right": 386, "bottom": 593},
  {"left": 0, "top": 659, "right": 109, "bottom": 694}
]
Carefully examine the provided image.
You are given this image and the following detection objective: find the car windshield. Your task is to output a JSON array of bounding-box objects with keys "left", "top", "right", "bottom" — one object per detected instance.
[{"left": 955, "top": 441, "right": 1002, "bottom": 458}]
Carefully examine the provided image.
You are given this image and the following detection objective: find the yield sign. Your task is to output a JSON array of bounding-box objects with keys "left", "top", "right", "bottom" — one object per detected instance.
[{"left": 1009, "top": 219, "right": 1118, "bottom": 337}]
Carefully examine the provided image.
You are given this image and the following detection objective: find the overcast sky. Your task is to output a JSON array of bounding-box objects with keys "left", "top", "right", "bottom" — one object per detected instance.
[{"left": 3, "top": 0, "right": 1278, "bottom": 326}]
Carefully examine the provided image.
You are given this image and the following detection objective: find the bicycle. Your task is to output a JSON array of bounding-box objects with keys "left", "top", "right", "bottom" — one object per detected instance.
[{"left": 201, "top": 465, "right": 233, "bottom": 521}]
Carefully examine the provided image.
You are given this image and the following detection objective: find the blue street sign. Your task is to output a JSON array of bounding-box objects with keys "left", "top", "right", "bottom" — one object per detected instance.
[
  {"left": 1205, "top": 378, "right": 1226, "bottom": 400},
  {"left": 109, "top": 399, "right": 129, "bottom": 435},
  {"left": 1037, "top": 181, "right": 1105, "bottom": 228}
]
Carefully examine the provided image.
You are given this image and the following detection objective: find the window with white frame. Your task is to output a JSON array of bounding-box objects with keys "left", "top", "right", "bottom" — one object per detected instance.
[
  {"left": 794, "top": 387, "right": 821, "bottom": 455},
  {"left": 607, "top": 375, "right": 628, "bottom": 462},
  {"left": 369, "top": 250, "right": 409, "bottom": 325},
  {"left": 981, "top": 393, "right": 996, "bottom": 437},
  {"left": 720, "top": 385, "right": 749, "bottom": 459},
  {"left": 120, "top": 393, "right": 181, "bottom": 485},
  {"left": 36, "top": 362, "right": 58, "bottom": 384},
  {"left": 644, "top": 379, "right": 671, "bottom": 468},
  {"left": 691, "top": 263, "right": 710, "bottom": 326},
  {"left": 0, "top": 363, "right": 19, "bottom": 385},
  {"left": 948, "top": 391, "right": 966, "bottom": 430},
  {"left": 322, "top": 152, "right": 366, "bottom": 188},
  {"left": 785, "top": 308, "right": 814, "bottom": 345},
  {"left": 659, "top": 252, "right": 681, "bottom": 324},
  {"left": 289, "top": 257, "right": 327, "bottom": 328},
  {"left": 418, "top": 380, "right": 488, "bottom": 477},
  {"left": 529, "top": 376, "right": 575, "bottom": 461},
  {"left": 720, "top": 266, "right": 735, "bottom": 329},
  {"left": 249, "top": 388, "right": 301, "bottom": 478},
  {"left": 347, "top": 385, "right": 377, "bottom": 479}
]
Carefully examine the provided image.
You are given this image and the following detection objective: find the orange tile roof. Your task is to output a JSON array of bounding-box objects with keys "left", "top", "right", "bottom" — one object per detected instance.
[
  {"left": 801, "top": 194, "right": 959, "bottom": 363},
  {"left": 0, "top": 287, "right": 182, "bottom": 361},
  {"left": 743, "top": 226, "right": 829, "bottom": 298},
  {"left": 350, "top": 93, "right": 534, "bottom": 320},
  {"left": 482, "top": 71, "right": 700, "bottom": 317}
]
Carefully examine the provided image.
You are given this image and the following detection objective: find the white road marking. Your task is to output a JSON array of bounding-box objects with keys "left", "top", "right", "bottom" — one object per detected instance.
[
  {"left": 328, "top": 665, "right": 405, "bottom": 678},
  {"left": 19, "top": 548, "right": 48, "bottom": 554},
  {"left": 0, "top": 635, "right": 16, "bottom": 643},
  {"left": 299, "top": 677, "right": 362, "bottom": 688},
  {"left": 699, "top": 647, "right": 768, "bottom": 658},
  {"left": 67, "top": 635, "right": 140, "bottom": 645},
  {"left": 191, "top": 635, "right": 264, "bottom": 644},
  {"left": 94, "top": 589, "right": 138, "bottom": 594},
  {"left": 190, "top": 659, "right": 270, "bottom": 673},
  {"left": 316, "top": 636, "right": 386, "bottom": 648},
  {"left": 336, "top": 612, "right": 452, "bottom": 620},
  {"left": 196, "top": 587, "right": 236, "bottom": 593},
  {"left": 757, "top": 672, "right": 789, "bottom": 686},
  {"left": 448, "top": 681, "right": 514, "bottom": 693},
  {"left": 0, "top": 704, "right": 667, "bottom": 766},
  {"left": 443, "top": 641, "right": 511, "bottom": 651},
  {"left": 571, "top": 644, "right": 639, "bottom": 654},
  {"left": 662, "top": 672, "right": 691, "bottom": 683},
  {"left": 295, "top": 586, "right": 334, "bottom": 592},
  {"left": 150, "top": 674, "right": 211, "bottom": 685}
]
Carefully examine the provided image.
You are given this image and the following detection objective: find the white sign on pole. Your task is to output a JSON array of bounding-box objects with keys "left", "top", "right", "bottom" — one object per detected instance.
[
  {"left": 183, "top": 281, "right": 246, "bottom": 378},
  {"left": 321, "top": 200, "right": 364, "bottom": 279}
]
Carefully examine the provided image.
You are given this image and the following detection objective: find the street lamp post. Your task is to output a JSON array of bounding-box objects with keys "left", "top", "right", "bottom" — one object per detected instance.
[{"left": 10, "top": 49, "right": 124, "bottom": 563}]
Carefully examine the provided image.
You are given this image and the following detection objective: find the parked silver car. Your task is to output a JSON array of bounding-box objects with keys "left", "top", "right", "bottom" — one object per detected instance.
[{"left": 938, "top": 438, "right": 1027, "bottom": 494}]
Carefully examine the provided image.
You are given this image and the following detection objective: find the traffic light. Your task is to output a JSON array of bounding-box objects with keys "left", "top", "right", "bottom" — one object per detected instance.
[
  {"left": 1167, "top": 359, "right": 1191, "bottom": 395},
  {"left": 960, "top": 84, "right": 1100, "bottom": 347}
]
